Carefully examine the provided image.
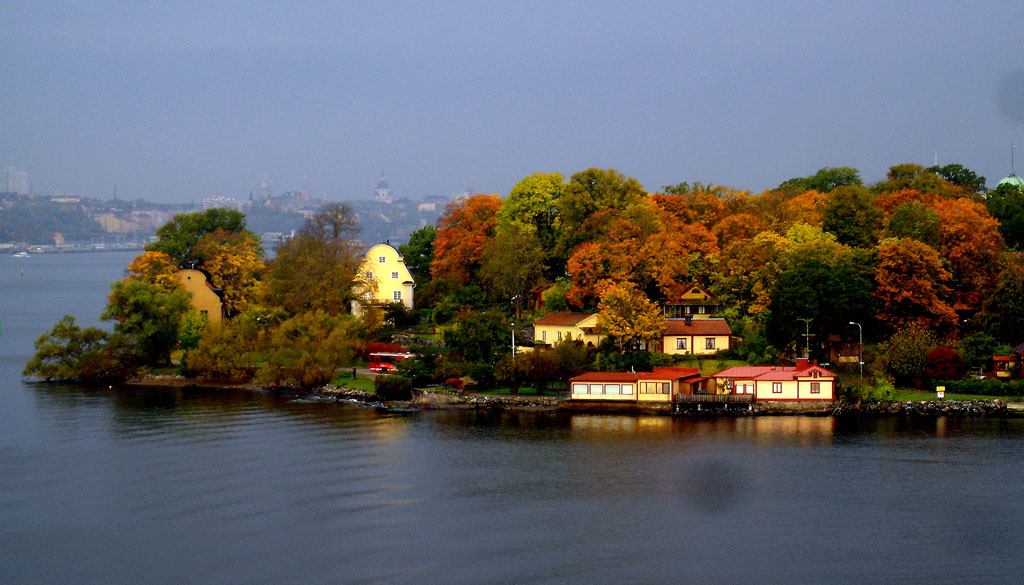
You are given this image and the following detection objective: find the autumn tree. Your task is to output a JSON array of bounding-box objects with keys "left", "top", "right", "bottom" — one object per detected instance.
[
  {"left": 976, "top": 256, "right": 1024, "bottom": 343},
  {"left": 556, "top": 168, "right": 646, "bottom": 258},
  {"left": 884, "top": 324, "right": 937, "bottom": 387},
  {"left": 873, "top": 238, "right": 957, "bottom": 335},
  {"left": 935, "top": 198, "right": 1003, "bottom": 311},
  {"left": 597, "top": 282, "right": 664, "bottom": 352},
  {"left": 985, "top": 182, "right": 1024, "bottom": 250},
  {"left": 261, "top": 203, "right": 363, "bottom": 315},
  {"left": 430, "top": 194, "right": 502, "bottom": 284},
  {"left": 192, "top": 228, "right": 264, "bottom": 316},
  {"left": 125, "top": 251, "right": 179, "bottom": 289},
  {"left": 146, "top": 208, "right": 251, "bottom": 268}
]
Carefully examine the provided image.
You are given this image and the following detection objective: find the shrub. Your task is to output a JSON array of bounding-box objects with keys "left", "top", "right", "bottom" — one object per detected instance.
[
  {"left": 467, "top": 363, "right": 496, "bottom": 391},
  {"left": 444, "top": 377, "right": 464, "bottom": 390},
  {"left": 839, "top": 376, "right": 895, "bottom": 403},
  {"left": 374, "top": 375, "right": 414, "bottom": 401},
  {"left": 936, "top": 378, "right": 1024, "bottom": 397},
  {"left": 924, "top": 347, "right": 966, "bottom": 381}
]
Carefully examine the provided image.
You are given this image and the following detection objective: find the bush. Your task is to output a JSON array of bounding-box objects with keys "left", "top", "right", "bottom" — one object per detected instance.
[
  {"left": 467, "top": 363, "right": 496, "bottom": 391},
  {"left": 444, "top": 377, "right": 464, "bottom": 390},
  {"left": 839, "top": 376, "right": 895, "bottom": 403},
  {"left": 936, "top": 378, "right": 1024, "bottom": 397},
  {"left": 374, "top": 375, "right": 414, "bottom": 401}
]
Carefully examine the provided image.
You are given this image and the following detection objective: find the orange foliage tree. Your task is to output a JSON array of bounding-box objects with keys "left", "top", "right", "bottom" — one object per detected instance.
[
  {"left": 125, "top": 251, "right": 179, "bottom": 290},
  {"left": 874, "top": 238, "right": 957, "bottom": 334},
  {"left": 430, "top": 194, "right": 502, "bottom": 284},
  {"left": 935, "top": 198, "right": 1003, "bottom": 311}
]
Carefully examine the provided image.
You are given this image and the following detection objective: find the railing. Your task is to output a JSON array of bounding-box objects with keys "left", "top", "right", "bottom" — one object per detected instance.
[{"left": 674, "top": 393, "right": 754, "bottom": 404}]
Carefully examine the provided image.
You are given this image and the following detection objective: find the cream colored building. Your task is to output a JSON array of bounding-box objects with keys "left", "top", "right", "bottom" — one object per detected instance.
[
  {"left": 172, "top": 269, "right": 224, "bottom": 325},
  {"left": 661, "top": 317, "right": 732, "bottom": 355},
  {"left": 353, "top": 243, "right": 415, "bottom": 315},
  {"left": 712, "top": 360, "right": 836, "bottom": 401},
  {"left": 532, "top": 312, "right": 603, "bottom": 346}
]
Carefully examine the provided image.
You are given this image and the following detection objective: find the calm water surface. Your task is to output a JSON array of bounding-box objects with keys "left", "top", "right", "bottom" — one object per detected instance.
[{"left": 2, "top": 252, "right": 1023, "bottom": 584}]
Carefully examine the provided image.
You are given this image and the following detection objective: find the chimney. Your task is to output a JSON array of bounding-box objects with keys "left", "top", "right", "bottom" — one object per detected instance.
[{"left": 796, "top": 357, "right": 809, "bottom": 370}]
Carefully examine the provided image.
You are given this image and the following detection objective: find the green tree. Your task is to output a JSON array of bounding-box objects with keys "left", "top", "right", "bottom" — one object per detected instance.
[
  {"left": 185, "top": 318, "right": 256, "bottom": 379},
  {"left": 822, "top": 186, "right": 881, "bottom": 248},
  {"left": 976, "top": 257, "right": 1024, "bottom": 343},
  {"left": 258, "top": 310, "right": 362, "bottom": 387},
  {"left": 556, "top": 168, "right": 646, "bottom": 259},
  {"left": 479, "top": 223, "right": 547, "bottom": 315},
  {"left": 778, "top": 166, "right": 862, "bottom": 193},
  {"left": 145, "top": 208, "right": 251, "bottom": 268},
  {"left": 884, "top": 324, "right": 937, "bottom": 387},
  {"left": 397, "top": 225, "right": 436, "bottom": 284},
  {"left": 101, "top": 279, "right": 193, "bottom": 366},
  {"left": 925, "top": 163, "right": 986, "bottom": 194},
  {"left": 985, "top": 182, "right": 1024, "bottom": 250},
  {"left": 499, "top": 172, "right": 566, "bottom": 256},
  {"left": 23, "top": 316, "right": 113, "bottom": 381},
  {"left": 885, "top": 201, "right": 940, "bottom": 247},
  {"left": 441, "top": 310, "right": 509, "bottom": 364},
  {"left": 766, "top": 256, "right": 875, "bottom": 356}
]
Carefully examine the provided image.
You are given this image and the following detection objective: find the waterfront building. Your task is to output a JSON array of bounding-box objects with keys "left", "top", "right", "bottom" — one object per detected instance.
[
  {"left": 352, "top": 242, "right": 415, "bottom": 316},
  {"left": 712, "top": 359, "right": 836, "bottom": 401},
  {"left": 172, "top": 269, "right": 224, "bottom": 325},
  {"left": 568, "top": 367, "right": 706, "bottom": 402}
]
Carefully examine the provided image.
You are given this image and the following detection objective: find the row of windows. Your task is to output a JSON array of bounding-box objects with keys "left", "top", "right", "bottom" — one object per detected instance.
[
  {"left": 771, "top": 382, "right": 821, "bottom": 394},
  {"left": 674, "top": 337, "right": 716, "bottom": 350},
  {"left": 639, "top": 382, "right": 670, "bottom": 394},
  {"left": 572, "top": 383, "right": 634, "bottom": 396},
  {"left": 540, "top": 331, "right": 574, "bottom": 342},
  {"left": 366, "top": 271, "right": 402, "bottom": 280}
]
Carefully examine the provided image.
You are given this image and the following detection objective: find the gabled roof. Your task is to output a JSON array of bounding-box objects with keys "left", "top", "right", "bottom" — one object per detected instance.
[
  {"left": 570, "top": 367, "right": 702, "bottom": 384},
  {"left": 1011, "top": 341, "right": 1024, "bottom": 355},
  {"left": 534, "top": 312, "right": 594, "bottom": 326},
  {"left": 663, "top": 318, "right": 732, "bottom": 336},
  {"left": 638, "top": 367, "right": 702, "bottom": 380},
  {"left": 570, "top": 372, "right": 641, "bottom": 383},
  {"left": 714, "top": 364, "right": 836, "bottom": 381}
]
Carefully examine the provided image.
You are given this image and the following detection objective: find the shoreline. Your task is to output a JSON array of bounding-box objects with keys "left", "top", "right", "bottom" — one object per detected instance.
[{"left": 124, "top": 375, "right": 1023, "bottom": 417}]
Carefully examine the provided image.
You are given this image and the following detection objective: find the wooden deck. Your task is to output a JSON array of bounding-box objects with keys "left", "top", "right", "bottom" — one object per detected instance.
[{"left": 674, "top": 394, "right": 754, "bottom": 405}]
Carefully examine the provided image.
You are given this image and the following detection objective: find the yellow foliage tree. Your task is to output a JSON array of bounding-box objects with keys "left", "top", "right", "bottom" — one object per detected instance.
[{"left": 597, "top": 282, "right": 664, "bottom": 351}]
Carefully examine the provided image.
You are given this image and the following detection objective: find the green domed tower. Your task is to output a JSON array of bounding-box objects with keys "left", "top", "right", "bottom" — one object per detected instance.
[{"left": 998, "top": 143, "right": 1024, "bottom": 189}]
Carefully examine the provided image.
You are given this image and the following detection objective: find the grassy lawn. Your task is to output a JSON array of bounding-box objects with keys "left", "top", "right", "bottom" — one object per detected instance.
[
  {"left": 331, "top": 371, "right": 376, "bottom": 392},
  {"left": 892, "top": 389, "right": 1024, "bottom": 402}
]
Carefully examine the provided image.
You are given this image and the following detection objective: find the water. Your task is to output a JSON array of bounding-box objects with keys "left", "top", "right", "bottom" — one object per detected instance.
[{"left": 2, "top": 252, "right": 1024, "bottom": 584}]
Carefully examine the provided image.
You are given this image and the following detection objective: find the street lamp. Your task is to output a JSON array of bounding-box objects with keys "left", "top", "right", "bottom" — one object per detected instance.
[
  {"left": 511, "top": 322, "right": 516, "bottom": 363},
  {"left": 849, "top": 321, "right": 863, "bottom": 382},
  {"left": 797, "top": 318, "right": 812, "bottom": 359}
]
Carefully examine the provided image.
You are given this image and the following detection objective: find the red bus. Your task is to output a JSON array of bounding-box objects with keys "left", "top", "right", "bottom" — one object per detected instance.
[{"left": 368, "top": 352, "right": 415, "bottom": 373}]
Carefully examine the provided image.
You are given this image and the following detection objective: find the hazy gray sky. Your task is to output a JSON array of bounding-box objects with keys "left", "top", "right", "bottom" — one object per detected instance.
[{"left": 2, "top": 1, "right": 1023, "bottom": 203}]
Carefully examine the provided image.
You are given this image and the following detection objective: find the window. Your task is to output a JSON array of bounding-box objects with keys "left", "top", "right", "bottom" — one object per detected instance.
[
  {"left": 676, "top": 338, "right": 687, "bottom": 350},
  {"left": 393, "top": 290, "right": 402, "bottom": 302},
  {"left": 705, "top": 337, "right": 716, "bottom": 350},
  {"left": 391, "top": 271, "right": 399, "bottom": 279},
  {"left": 573, "top": 383, "right": 587, "bottom": 395},
  {"left": 557, "top": 331, "right": 563, "bottom": 341},
  {"left": 541, "top": 331, "right": 547, "bottom": 342},
  {"left": 589, "top": 384, "right": 604, "bottom": 395},
  {"left": 622, "top": 384, "right": 634, "bottom": 395},
  {"left": 810, "top": 382, "right": 820, "bottom": 394},
  {"left": 772, "top": 382, "right": 782, "bottom": 394},
  {"left": 378, "top": 256, "right": 387, "bottom": 263},
  {"left": 812, "top": 371, "right": 820, "bottom": 379},
  {"left": 605, "top": 384, "right": 620, "bottom": 395},
  {"left": 365, "top": 271, "right": 374, "bottom": 280}
]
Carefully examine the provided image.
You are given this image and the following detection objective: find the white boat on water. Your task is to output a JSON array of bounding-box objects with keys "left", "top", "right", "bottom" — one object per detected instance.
[{"left": 12, "top": 251, "right": 30, "bottom": 258}]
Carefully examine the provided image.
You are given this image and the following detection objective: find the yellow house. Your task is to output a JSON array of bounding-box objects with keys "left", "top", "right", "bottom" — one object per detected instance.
[
  {"left": 532, "top": 312, "right": 603, "bottom": 346},
  {"left": 663, "top": 282, "right": 719, "bottom": 319},
  {"left": 569, "top": 367, "right": 705, "bottom": 402},
  {"left": 713, "top": 360, "right": 836, "bottom": 401},
  {"left": 353, "top": 243, "right": 415, "bottom": 316},
  {"left": 172, "top": 269, "right": 223, "bottom": 325},
  {"left": 661, "top": 317, "right": 732, "bottom": 355}
]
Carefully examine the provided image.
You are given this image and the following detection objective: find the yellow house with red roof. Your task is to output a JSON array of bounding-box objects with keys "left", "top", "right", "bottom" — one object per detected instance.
[
  {"left": 713, "top": 359, "right": 835, "bottom": 401},
  {"left": 661, "top": 317, "right": 731, "bottom": 355},
  {"left": 533, "top": 312, "right": 602, "bottom": 346},
  {"left": 569, "top": 367, "right": 706, "bottom": 402}
]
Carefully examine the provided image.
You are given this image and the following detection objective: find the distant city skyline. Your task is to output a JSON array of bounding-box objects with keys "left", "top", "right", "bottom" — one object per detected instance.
[{"left": 2, "top": 1, "right": 1023, "bottom": 203}]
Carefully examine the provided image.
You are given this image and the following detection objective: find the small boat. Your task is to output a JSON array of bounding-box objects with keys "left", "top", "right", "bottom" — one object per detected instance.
[{"left": 12, "top": 251, "right": 29, "bottom": 258}]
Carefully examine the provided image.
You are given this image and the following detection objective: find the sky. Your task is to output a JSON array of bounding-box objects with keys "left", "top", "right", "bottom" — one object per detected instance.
[{"left": 2, "top": 1, "right": 1024, "bottom": 203}]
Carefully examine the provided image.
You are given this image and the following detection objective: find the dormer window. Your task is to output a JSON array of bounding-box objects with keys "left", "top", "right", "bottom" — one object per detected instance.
[{"left": 378, "top": 256, "right": 387, "bottom": 263}]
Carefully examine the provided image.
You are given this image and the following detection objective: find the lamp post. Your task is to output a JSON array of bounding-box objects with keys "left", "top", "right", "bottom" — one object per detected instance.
[
  {"left": 849, "top": 321, "right": 863, "bottom": 382},
  {"left": 797, "top": 318, "right": 812, "bottom": 359},
  {"left": 511, "top": 322, "right": 516, "bottom": 363}
]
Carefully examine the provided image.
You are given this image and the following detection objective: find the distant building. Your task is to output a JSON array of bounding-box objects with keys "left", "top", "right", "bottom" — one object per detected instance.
[
  {"left": 2, "top": 167, "right": 29, "bottom": 194},
  {"left": 376, "top": 172, "right": 392, "bottom": 204}
]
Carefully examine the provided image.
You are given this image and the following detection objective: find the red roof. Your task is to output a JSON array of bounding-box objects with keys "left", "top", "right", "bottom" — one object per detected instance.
[
  {"left": 569, "top": 372, "right": 640, "bottom": 383},
  {"left": 663, "top": 318, "right": 732, "bottom": 336},
  {"left": 534, "top": 312, "right": 593, "bottom": 326},
  {"left": 570, "top": 367, "right": 701, "bottom": 384},
  {"left": 714, "top": 364, "right": 835, "bottom": 381}
]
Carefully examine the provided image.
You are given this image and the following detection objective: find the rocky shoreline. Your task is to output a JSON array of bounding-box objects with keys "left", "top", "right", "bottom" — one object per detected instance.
[{"left": 128, "top": 376, "right": 1023, "bottom": 417}]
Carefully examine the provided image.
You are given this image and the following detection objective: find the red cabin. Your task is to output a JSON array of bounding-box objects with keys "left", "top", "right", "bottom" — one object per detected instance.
[{"left": 368, "top": 352, "right": 415, "bottom": 373}]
